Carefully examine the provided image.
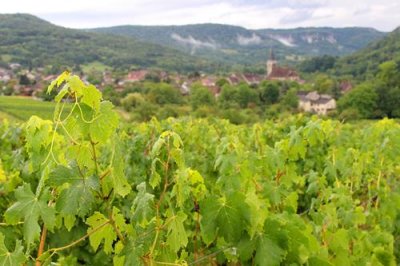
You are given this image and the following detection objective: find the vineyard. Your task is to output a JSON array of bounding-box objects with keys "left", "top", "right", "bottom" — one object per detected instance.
[
  {"left": 0, "top": 73, "right": 399, "bottom": 265},
  {"left": 0, "top": 96, "right": 66, "bottom": 122}
]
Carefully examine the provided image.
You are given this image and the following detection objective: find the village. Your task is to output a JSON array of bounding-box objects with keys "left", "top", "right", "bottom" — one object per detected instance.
[{"left": 0, "top": 50, "right": 353, "bottom": 116}]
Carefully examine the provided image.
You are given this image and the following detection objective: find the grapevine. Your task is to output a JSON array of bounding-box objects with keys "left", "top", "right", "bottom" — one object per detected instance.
[{"left": 0, "top": 73, "right": 399, "bottom": 265}]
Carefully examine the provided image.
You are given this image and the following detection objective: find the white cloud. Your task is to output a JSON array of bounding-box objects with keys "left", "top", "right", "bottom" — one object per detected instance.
[
  {"left": 237, "top": 33, "right": 262, "bottom": 45},
  {"left": 170, "top": 33, "right": 217, "bottom": 54},
  {"left": 268, "top": 35, "right": 297, "bottom": 47},
  {"left": 1, "top": 0, "right": 399, "bottom": 31}
]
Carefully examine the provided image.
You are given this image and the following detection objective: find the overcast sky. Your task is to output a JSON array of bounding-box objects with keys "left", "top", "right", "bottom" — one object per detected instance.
[{"left": 2, "top": 0, "right": 399, "bottom": 31}]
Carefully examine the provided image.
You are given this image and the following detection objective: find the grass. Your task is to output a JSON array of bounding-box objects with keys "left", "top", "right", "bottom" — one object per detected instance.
[{"left": 0, "top": 96, "right": 61, "bottom": 121}]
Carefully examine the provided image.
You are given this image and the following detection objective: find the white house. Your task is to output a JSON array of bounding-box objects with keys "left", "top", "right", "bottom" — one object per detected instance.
[{"left": 297, "top": 91, "right": 336, "bottom": 115}]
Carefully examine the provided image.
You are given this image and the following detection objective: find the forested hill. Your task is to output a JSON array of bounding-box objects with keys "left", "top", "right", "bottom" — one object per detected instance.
[
  {"left": 0, "top": 14, "right": 219, "bottom": 72},
  {"left": 90, "top": 24, "right": 385, "bottom": 65},
  {"left": 333, "top": 26, "right": 400, "bottom": 79}
]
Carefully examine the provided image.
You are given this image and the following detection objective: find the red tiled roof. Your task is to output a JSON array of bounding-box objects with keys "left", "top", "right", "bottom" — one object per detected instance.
[
  {"left": 242, "top": 73, "right": 263, "bottom": 84},
  {"left": 267, "top": 66, "right": 299, "bottom": 79},
  {"left": 126, "top": 70, "right": 148, "bottom": 82}
]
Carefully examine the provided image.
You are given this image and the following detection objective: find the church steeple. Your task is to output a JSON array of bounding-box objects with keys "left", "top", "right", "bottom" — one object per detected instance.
[
  {"left": 266, "top": 48, "right": 277, "bottom": 76},
  {"left": 269, "top": 48, "right": 275, "bottom": 61}
]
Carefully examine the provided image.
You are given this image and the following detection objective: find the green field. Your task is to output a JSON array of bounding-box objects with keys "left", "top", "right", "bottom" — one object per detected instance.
[{"left": 0, "top": 96, "right": 65, "bottom": 121}]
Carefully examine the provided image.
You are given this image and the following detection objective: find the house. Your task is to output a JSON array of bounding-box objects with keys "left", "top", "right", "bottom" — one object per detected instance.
[
  {"left": 241, "top": 73, "right": 263, "bottom": 85},
  {"left": 0, "top": 68, "right": 11, "bottom": 82},
  {"left": 127, "top": 70, "right": 148, "bottom": 82},
  {"left": 200, "top": 76, "right": 221, "bottom": 96},
  {"left": 102, "top": 71, "right": 114, "bottom": 85},
  {"left": 119, "top": 70, "right": 148, "bottom": 85},
  {"left": 9, "top": 63, "right": 21, "bottom": 70},
  {"left": 266, "top": 49, "right": 301, "bottom": 82},
  {"left": 200, "top": 76, "right": 217, "bottom": 87},
  {"left": 297, "top": 91, "right": 336, "bottom": 115},
  {"left": 226, "top": 73, "right": 243, "bottom": 85}
]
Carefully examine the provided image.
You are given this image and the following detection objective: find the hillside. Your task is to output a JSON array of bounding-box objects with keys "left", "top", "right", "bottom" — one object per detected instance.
[
  {"left": 0, "top": 14, "right": 218, "bottom": 72},
  {"left": 333, "top": 26, "right": 400, "bottom": 78},
  {"left": 91, "top": 24, "right": 385, "bottom": 65}
]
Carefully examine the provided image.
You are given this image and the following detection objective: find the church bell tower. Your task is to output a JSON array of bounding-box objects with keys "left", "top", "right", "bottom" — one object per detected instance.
[{"left": 266, "top": 48, "right": 277, "bottom": 76}]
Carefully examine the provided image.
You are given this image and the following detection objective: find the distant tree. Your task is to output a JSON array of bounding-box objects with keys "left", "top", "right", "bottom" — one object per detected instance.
[
  {"left": 259, "top": 81, "right": 280, "bottom": 105},
  {"left": 102, "top": 85, "right": 121, "bottom": 105},
  {"left": 121, "top": 93, "right": 145, "bottom": 112},
  {"left": 188, "top": 71, "right": 201, "bottom": 79},
  {"left": 281, "top": 88, "right": 299, "bottom": 109},
  {"left": 0, "top": 82, "right": 14, "bottom": 96},
  {"left": 218, "top": 84, "right": 239, "bottom": 109},
  {"left": 190, "top": 84, "right": 215, "bottom": 110},
  {"left": 337, "top": 83, "right": 378, "bottom": 118},
  {"left": 145, "top": 72, "right": 161, "bottom": 83},
  {"left": 19, "top": 74, "right": 31, "bottom": 85},
  {"left": 374, "top": 61, "right": 400, "bottom": 117},
  {"left": 299, "top": 55, "right": 337, "bottom": 73},
  {"left": 216, "top": 78, "right": 229, "bottom": 88},
  {"left": 146, "top": 82, "right": 182, "bottom": 105},
  {"left": 236, "top": 83, "right": 259, "bottom": 108}
]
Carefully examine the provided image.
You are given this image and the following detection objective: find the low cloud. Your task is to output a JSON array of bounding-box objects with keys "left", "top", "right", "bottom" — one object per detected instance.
[
  {"left": 237, "top": 33, "right": 262, "bottom": 45},
  {"left": 269, "top": 35, "right": 297, "bottom": 47},
  {"left": 171, "top": 33, "right": 217, "bottom": 54}
]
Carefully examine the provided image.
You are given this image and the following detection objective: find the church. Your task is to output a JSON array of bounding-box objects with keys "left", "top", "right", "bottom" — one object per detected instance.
[{"left": 266, "top": 50, "right": 301, "bottom": 82}]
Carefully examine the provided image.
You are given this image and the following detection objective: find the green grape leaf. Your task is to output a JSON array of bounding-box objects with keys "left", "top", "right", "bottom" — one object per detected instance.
[
  {"left": 200, "top": 192, "right": 250, "bottom": 245},
  {"left": 172, "top": 168, "right": 207, "bottom": 208},
  {"left": 237, "top": 235, "right": 257, "bottom": 262},
  {"left": 166, "top": 211, "right": 188, "bottom": 253},
  {"left": 56, "top": 176, "right": 98, "bottom": 218},
  {"left": 245, "top": 190, "right": 268, "bottom": 238},
  {"left": 113, "top": 241, "right": 125, "bottom": 266},
  {"left": 48, "top": 165, "right": 81, "bottom": 186},
  {"left": 119, "top": 237, "right": 146, "bottom": 266},
  {"left": 149, "top": 158, "right": 162, "bottom": 189},
  {"left": 54, "top": 84, "right": 69, "bottom": 103},
  {"left": 327, "top": 228, "right": 348, "bottom": 253},
  {"left": 89, "top": 101, "right": 119, "bottom": 143},
  {"left": 81, "top": 84, "right": 102, "bottom": 112},
  {"left": 47, "top": 71, "right": 69, "bottom": 93},
  {"left": 25, "top": 116, "right": 56, "bottom": 169},
  {"left": 0, "top": 233, "right": 26, "bottom": 266},
  {"left": 68, "top": 75, "right": 85, "bottom": 96},
  {"left": 86, "top": 207, "right": 126, "bottom": 254},
  {"left": 109, "top": 138, "right": 131, "bottom": 197},
  {"left": 66, "top": 144, "right": 94, "bottom": 170},
  {"left": 255, "top": 236, "right": 286, "bottom": 266},
  {"left": 131, "top": 182, "right": 154, "bottom": 227},
  {"left": 4, "top": 184, "right": 55, "bottom": 245},
  {"left": 86, "top": 212, "right": 114, "bottom": 254}
]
